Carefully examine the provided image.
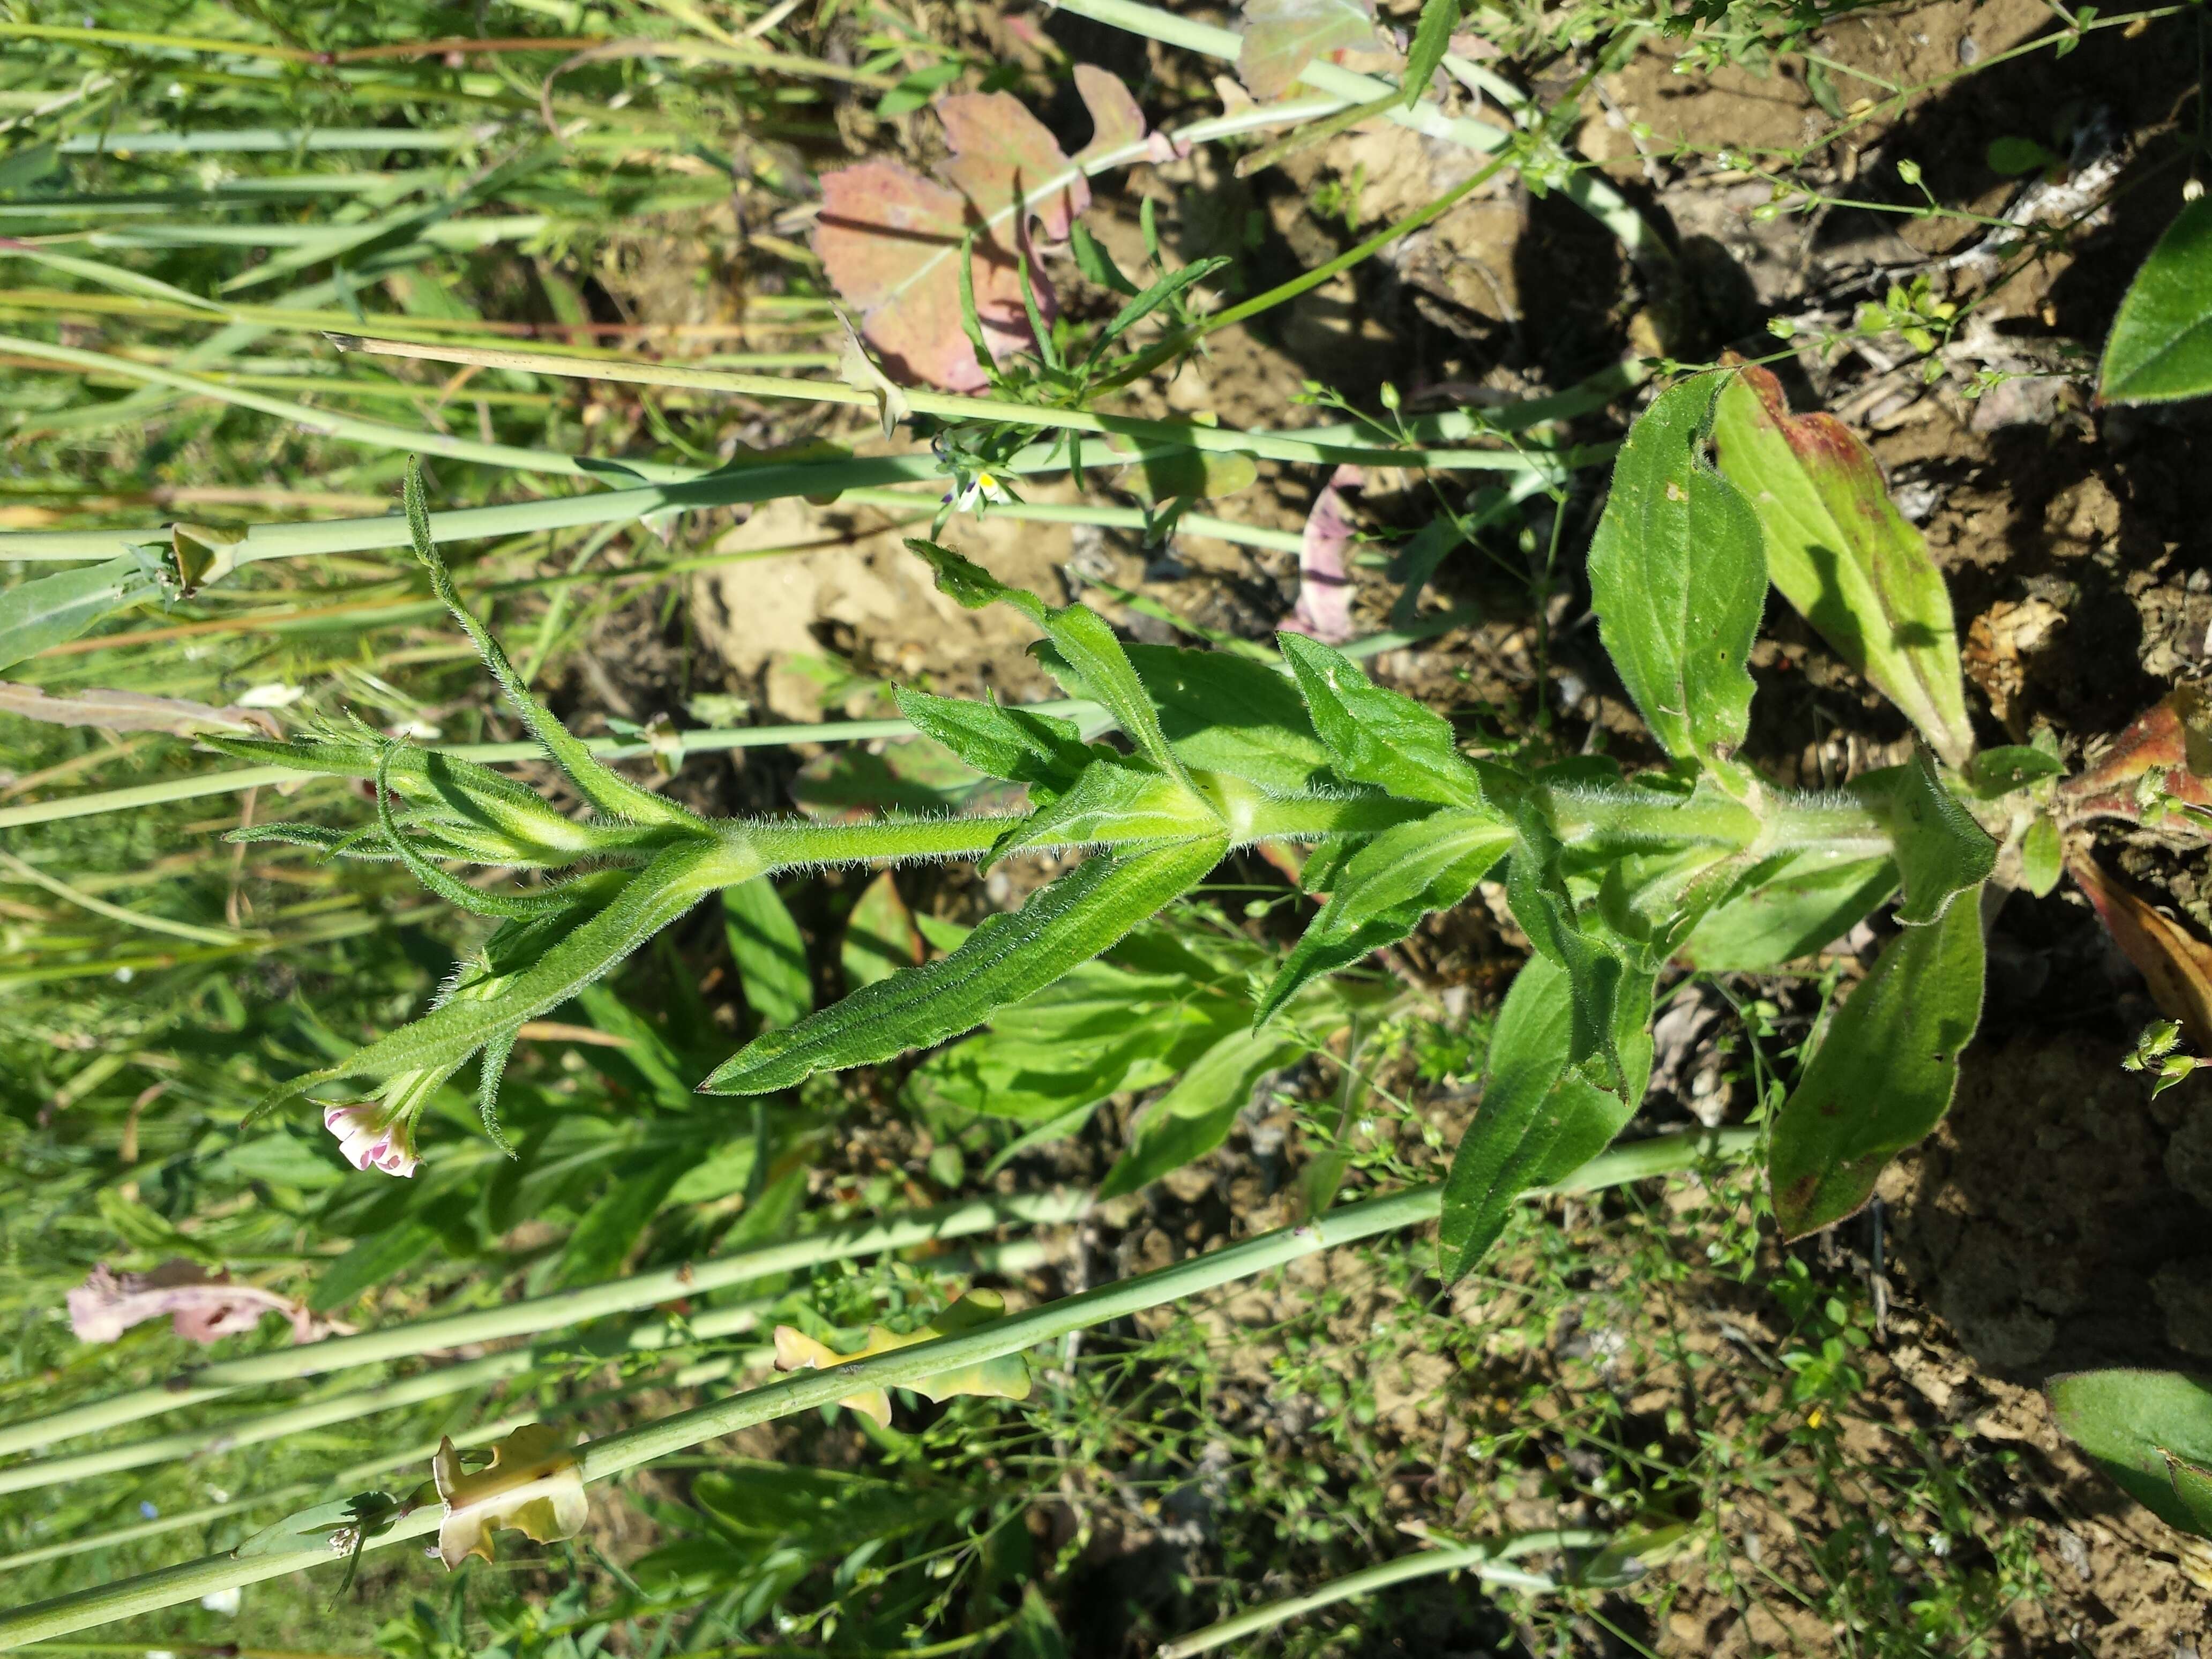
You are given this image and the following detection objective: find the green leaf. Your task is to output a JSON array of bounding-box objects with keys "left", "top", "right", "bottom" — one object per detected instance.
[
  {"left": 843, "top": 870, "right": 925, "bottom": 990},
  {"left": 311, "top": 1219, "right": 439, "bottom": 1313},
  {"left": 1237, "top": 0, "right": 1383, "bottom": 99},
  {"left": 0, "top": 555, "right": 163, "bottom": 672},
  {"left": 1401, "top": 0, "right": 1459, "bottom": 107},
  {"left": 1712, "top": 364, "right": 1975, "bottom": 768},
  {"left": 1124, "top": 643, "right": 1333, "bottom": 792},
  {"left": 1504, "top": 801, "right": 1651, "bottom": 1103},
  {"left": 724, "top": 878, "right": 812, "bottom": 1030},
  {"left": 1437, "top": 956, "right": 1636, "bottom": 1281},
  {"left": 1257, "top": 808, "right": 1511, "bottom": 1023},
  {"left": 1966, "top": 744, "right": 2065, "bottom": 797},
  {"left": 1678, "top": 853, "right": 1896, "bottom": 972},
  {"left": 2047, "top": 1369, "right": 2212, "bottom": 1538},
  {"left": 1767, "top": 894, "right": 1984, "bottom": 1238},
  {"left": 1094, "top": 257, "right": 1234, "bottom": 356},
  {"left": 1097, "top": 1025, "right": 1305, "bottom": 1198},
  {"left": 2020, "top": 815, "right": 2063, "bottom": 898},
  {"left": 702, "top": 835, "right": 1226, "bottom": 1094},
  {"left": 991, "top": 759, "right": 1219, "bottom": 860},
  {"left": 907, "top": 539, "right": 1191, "bottom": 783},
  {"left": 1070, "top": 221, "right": 1139, "bottom": 296},
  {"left": 1278, "top": 631, "right": 1482, "bottom": 805},
  {"left": 1586, "top": 375, "right": 1766, "bottom": 775},
  {"left": 892, "top": 685, "right": 1097, "bottom": 790},
  {"left": 1878, "top": 750, "right": 1997, "bottom": 925},
  {"left": 556, "top": 1149, "right": 693, "bottom": 1286},
  {"left": 2100, "top": 197, "right": 2212, "bottom": 405},
  {"left": 1986, "top": 135, "right": 2060, "bottom": 176}
]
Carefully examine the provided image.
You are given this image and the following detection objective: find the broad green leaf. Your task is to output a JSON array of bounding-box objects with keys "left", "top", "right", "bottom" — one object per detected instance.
[
  {"left": 908, "top": 539, "right": 1190, "bottom": 783},
  {"left": 724, "top": 878, "right": 812, "bottom": 1030},
  {"left": 0, "top": 555, "right": 163, "bottom": 672},
  {"left": 1877, "top": 751, "right": 1997, "bottom": 925},
  {"left": 1098, "top": 1025, "right": 1304, "bottom": 1198},
  {"left": 1438, "top": 956, "right": 1638, "bottom": 1281},
  {"left": 2099, "top": 198, "right": 2212, "bottom": 405},
  {"left": 311, "top": 1218, "right": 439, "bottom": 1313},
  {"left": 892, "top": 685, "right": 1097, "bottom": 789},
  {"left": 702, "top": 835, "right": 1226, "bottom": 1094},
  {"left": 1712, "top": 365, "right": 1974, "bottom": 768},
  {"left": 1124, "top": 642, "right": 1333, "bottom": 792},
  {"left": 843, "top": 870, "right": 925, "bottom": 989},
  {"left": 555, "top": 1149, "right": 692, "bottom": 1286},
  {"left": 1401, "top": 0, "right": 1460, "bottom": 107},
  {"left": 1768, "top": 895, "right": 1984, "bottom": 1238},
  {"left": 1678, "top": 853, "right": 1896, "bottom": 971},
  {"left": 2020, "top": 815, "right": 2063, "bottom": 897},
  {"left": 991, "top": 759, "right": 1219, "bottom": 860},
  {"left": 1586, "top": 375, "right": 1766, "bottom": 775},
  {"left": 2047, "top": 1369, "right": 2212, "bottom": 1538},
  {"left": 1257, "top": 809, "right": 1511, "bottom": 1023},
  {"left": 772, "top": 1291, "right": 1031, "bottom": 1424},
  {"left": 1967, "top": 744, "right": 2064, "bottom": 797},
  {"left": 1278, "top": 632, "right": 1482, "bottom": 805}
]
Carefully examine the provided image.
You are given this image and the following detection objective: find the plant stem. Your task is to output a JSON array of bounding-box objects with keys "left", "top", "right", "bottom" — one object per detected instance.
[
  {"left": 0, "top": 1190, "right": 1088, "bottom": 1459},
  {"left": 0, "top": 1129, "right": 1753, "bottom": 1646},
  {"left": 1154, "top": 1530, "right": 1612, "bottom": 1657}
]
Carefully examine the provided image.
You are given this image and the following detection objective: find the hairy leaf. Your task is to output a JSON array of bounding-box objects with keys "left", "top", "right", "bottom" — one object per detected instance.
[
  {"left": 702, "top": 835, "right": 1226, "bottom": 1094},
  {"left": 1504, "top": 801, "right": 1651, "bottom": 1103},
  {"left": 1237, "top": 0, "right": 1385, "bottom": 99},
  {"left": 1877, "top": 751, "right": 1996, "bottom": 925},
  {"left": 1401, "top": 0, "right": 1460, "bottom": 106},
  {"left": 992, "top": 760, "right": 1216, "bottom": 860},
  {"left": 1114, "top": 641, "right": 1330, "bottom": 791},
  {"left": 893, "top": 684, "right": 1097, "bottom": 789},
  {"left": 1768, "top": 895, "right": 1984, "bottom": 1238},
  {"left": 0, "top": 555, "right": 162, "bottom": 672},
  {"left": 1098, "top": 1026, "right": 1304, "bottom": 1199},
  {"left": 1279, "top": 631, "right": 1482, "bottom": 806},
  {"left": 1713, "top": 364, "right": 1974, "bottom": 768},
  {"left": 1257, "top": 809, "right": 1510, "bottom": 1023},
  {"left": 1438, "top": 956, "right": 1637, "bottom": 1281},
  {"left": 2099, "top": 198, "right": 2212, "bottom": 405},
  {"left": 1678, "top": 853, "right": 1896, "bottom": 971},
  {"left": 724, "top": 878, "right": 813, "bottom": 1031},
  {"left": 2048, "top": 1369, "right": 2212, "bottom": 1538},
  {"left": 772, "top": 1291, "right": 1032, "bottom": 1425},
  {"left": 1587, "top": 376, "right": 1766, "bottom": 775}
]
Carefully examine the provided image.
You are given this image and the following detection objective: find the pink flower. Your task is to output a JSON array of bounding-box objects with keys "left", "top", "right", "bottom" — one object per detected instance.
[{"left": 324, "top": 1099, "right": 421, "bottom": 1177}]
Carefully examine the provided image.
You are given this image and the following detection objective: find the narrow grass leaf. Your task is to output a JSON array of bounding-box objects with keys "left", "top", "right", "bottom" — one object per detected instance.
[
  {"left": 1098, "top": 1025, "right": 1302, "bottom": 1197},
  {"left": 0, "top": 555, "right": 162, "bottom": 672}
]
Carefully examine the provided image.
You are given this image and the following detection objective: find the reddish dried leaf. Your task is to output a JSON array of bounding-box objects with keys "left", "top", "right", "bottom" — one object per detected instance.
[
  {"left": 2061, "top": 686, "right": 2212, "bottom": 826},
  {"left": 1237, "top": 0, "right": 1386, "bottom": 100},
  {"left": 69, "top": 1259, "right": 332, "bottom": 1346},
  {"left": 816, "top": 81, "right": 1153, "bottom": 392},
  {"left": 2070, "top": 854, "right": 2212, "bottom": 1048},
  {"left": 1284, "top": 464, "right": 1362, "bottom": 645}
]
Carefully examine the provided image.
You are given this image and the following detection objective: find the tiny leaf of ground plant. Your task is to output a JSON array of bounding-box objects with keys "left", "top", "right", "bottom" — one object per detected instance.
[
  {"left": 2048, "top": 1369, "right": 2212, "bottom": 1537},
  {"left": 1713, "top": 363, "right": 1976, "bottom": 768},
  {"left": 1438, "top": 955, "right": 1638, "bottom": 1281},
  {"left": 2099, "top": 197, "right": 2212, "bottom": 405},
  {"left": 1586, "top": 375, "right": 1766, "bottom": 778},
  {"left": 1768, "top": 894, "right": 1984, "bottom": 1238}
]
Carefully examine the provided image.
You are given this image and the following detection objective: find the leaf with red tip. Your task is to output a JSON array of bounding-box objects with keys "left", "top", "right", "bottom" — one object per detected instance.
[{"left": 1237, "top": 0, "right": 1386, "bottom": 100}]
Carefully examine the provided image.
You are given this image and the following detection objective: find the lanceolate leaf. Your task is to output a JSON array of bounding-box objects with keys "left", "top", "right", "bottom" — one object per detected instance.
[
  {"left": 991, "top": 760, "right": 1215, "bottom": 860},
  {"left": 1098, "top": 1025, "right": 1304, "bottom": 1199},
  {"left": 1401, "top": 0, "right": 1460, "bottom": 107},
  {"left": 1125, "top": 643, "right": 1332, "bottom": 793},
  {"left": 2047, "top": 1369, "right": 2212, "bottom": 1538},
  {"left": 1712, "top": 364, "right": 1975, "bottom": 769},
  {"left": 0, "top": 554, "right": 163, "bottom": 673},
  {"left": 1279, "top": 632, "right": 1482, "bottom": 806},
  {"left": 1504, "top": 801, "right": 1650, "bottom": 1102},
  {"left": 2099, "top": 197, "right": 2212, "bottom": 406},
  {"left": 893, "top": 685, "right": 1097, "bottom": 790},
  {"left": 1256, "top": 809, "right": 1510, "bottom": 1024},
  {"left": 1678, "top": 851, "right": 1896, "bottom": 972},
  {"left": 1237, "top": 0, "right": 1386, "bottom": 99},
  {"left": 1586, "top": 375, "right": 1766, "bottom": 775},
  {"left": 1767, "top": 895, "right": 1984, "bottom": 1239},
  {"left": 724, "top": 878, "right": 813, "bottom": 1030},
  {"left": 701, "top": 835, "right": 1227, "bottom": 1095},
  {"left": 843, "top": 870, "right": 926, "bottom": 990},
  {"left": 1438, "top": 955, "right": 1637, "bottom": 1281},
  {"left": 1875, "top": 750, "right": 1997, "bottom": 925}
]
